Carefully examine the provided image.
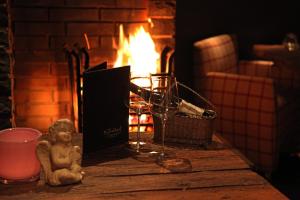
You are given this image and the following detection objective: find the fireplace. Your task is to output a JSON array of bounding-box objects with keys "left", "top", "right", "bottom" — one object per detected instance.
[{"left": 7, "top": 0, "right": 176, "bottom": 132}]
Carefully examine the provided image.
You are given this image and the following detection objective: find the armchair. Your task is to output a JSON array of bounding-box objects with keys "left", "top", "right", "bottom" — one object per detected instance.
[{"left": 192, "top": 34, "right": 297, "bottom": 175}]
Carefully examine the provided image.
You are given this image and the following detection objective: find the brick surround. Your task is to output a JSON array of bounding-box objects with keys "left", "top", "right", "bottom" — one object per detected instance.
[
  {"left": 0, "top": 0, "right": 14, "bottom": 130},
  {"left": 11, "top": 0, "right": 176, "bottom": 132}
]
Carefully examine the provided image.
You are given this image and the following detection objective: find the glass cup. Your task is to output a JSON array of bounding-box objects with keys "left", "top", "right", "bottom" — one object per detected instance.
[
  {"left": 129, "top": 76, "right": 151, "bottom": 152},
  {"left": 149, "top": 74, "right": 179, "bottom": 159},
  {"left": 149, "top": 74, "right": 192, "bottom": 172},
  {"left": 0, "top": 128, "right": 42, "bottom": 184}
]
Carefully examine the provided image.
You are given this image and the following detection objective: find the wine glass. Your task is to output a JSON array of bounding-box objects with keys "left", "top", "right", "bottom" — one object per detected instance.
[
  {"left": 128, "top": 76, "right": 151, "bottom": 154},
  {"left": 149, "top": 74, "right": 192, "bottom": 171},
  {"left": 149, "top": 74, "right": 192, "bottom": 170}
]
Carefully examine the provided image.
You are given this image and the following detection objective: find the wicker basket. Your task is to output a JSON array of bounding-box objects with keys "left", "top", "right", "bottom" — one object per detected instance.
[{"left": 153, "top": 82, "right": 217, "bottom": 146}]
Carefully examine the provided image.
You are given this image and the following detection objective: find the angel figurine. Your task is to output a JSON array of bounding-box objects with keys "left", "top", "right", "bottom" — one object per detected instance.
[{"left": 36, "top": 119, "right": 84, "bottom": 186}]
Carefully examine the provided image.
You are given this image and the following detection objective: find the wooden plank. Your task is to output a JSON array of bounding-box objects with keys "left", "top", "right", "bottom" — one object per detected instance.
[
  {"left": 75, "top": 170, "right": 267, "bottom": 194},
  {"left": 83, "top": 185, "right": 288, "bottom": 200},
  {"left": 0, "top": 184, "right": 287, "bottom": 200},
  {"left": 0, "top": 172, "right": 286, "bottom": 200},
  {"left": 76, "top": 185, "right": 288, "bottom": 200},
  {"left": 0, "top": 170, "right": 266, "bottom": 194},
  {"left": 84, "top": 154, "right": 249, "bottom": 177},
  {"left": 85, "top": 147, "right": 241, "bottom": 166}
]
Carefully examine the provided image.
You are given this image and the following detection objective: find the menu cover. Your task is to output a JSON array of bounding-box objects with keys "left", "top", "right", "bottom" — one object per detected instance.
[{"left": 82, "top": 65, "right": 130, "bottom": 157}]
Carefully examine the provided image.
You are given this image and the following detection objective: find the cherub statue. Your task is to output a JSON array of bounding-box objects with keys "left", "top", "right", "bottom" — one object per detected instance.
[{"left": 36, "top": 119, "right": 84, "bottom": 186}]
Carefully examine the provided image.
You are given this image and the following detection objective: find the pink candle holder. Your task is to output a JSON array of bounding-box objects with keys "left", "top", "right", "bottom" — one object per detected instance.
[{"left": 0, "top": 128, "right": 42, "bottom": 184}]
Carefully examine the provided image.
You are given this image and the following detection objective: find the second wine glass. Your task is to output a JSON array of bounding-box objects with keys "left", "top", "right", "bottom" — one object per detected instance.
[{"left": 149, "top": 74, "right": 179, "bottom": 160}]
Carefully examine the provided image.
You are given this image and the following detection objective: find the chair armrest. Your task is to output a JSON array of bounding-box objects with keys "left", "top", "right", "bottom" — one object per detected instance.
[
  {"left": 238, "top": 60, "right": 274, "bottom": 77},
  {"left": 239, "top": 60, "right": 300, "bottom": 91},
  {"left": 199, "top": 72, "right": 276, "bottom": 115},
  {"left": 197, "top": 71, "right": 279, "bottom": 174}
]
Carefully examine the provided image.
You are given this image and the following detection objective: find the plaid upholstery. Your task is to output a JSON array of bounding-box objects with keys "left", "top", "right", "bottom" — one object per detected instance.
[
  {"left": 238, "top": 60, "right": 273, "bottom": 78},
  {"left": 192, "top": 34, "right": 299, "bottom": 175},
  {"left": 193, "top": 34, "right": 238, "bottom": 76},
  {"left": 199, "top": 72, "right": 279, "bottom": 173},
  {"left": 252, "top": 44, "right": 300, "bottom": 153}
]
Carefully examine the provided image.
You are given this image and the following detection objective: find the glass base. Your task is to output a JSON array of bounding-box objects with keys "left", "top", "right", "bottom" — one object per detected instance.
[
  {"left": 133, "top": 150, "right": 160, "bottom": 162},
  {"left": 0, "top": 173, "right": 40, "bottom": 184},
  {"left": 127, "top": 141, "right": 160, "bottom": 162},
  {"left": 157, "top": 157, "right": 192, "bottom": 173}
]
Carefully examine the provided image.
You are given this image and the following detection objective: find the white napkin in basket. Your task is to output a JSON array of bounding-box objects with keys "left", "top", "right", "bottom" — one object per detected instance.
[{"left": 178, "top": 99, "right": 204, "bottom": 116}]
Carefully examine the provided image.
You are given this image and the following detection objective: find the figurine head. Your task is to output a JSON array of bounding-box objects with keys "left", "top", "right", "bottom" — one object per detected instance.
[{"left": 48, "top": 119, "right": 76, "bottom": 144}]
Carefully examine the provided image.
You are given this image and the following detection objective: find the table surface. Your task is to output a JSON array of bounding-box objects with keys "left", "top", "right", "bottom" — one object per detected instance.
[{"left": 0, "top": 133, "right": 287, "bottom": 200}]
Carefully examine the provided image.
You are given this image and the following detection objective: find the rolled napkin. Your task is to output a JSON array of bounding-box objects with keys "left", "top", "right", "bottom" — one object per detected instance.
[{"left": 178, "top": 99, "right": 204, "bottom": 116}]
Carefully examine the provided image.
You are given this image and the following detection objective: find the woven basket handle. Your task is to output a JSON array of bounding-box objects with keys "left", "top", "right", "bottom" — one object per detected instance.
[{"left": 177, "top": 82, "right": 216, "bottom": 111}]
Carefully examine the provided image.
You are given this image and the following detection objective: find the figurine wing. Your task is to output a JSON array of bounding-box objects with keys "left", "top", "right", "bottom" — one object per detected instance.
[
  {"left": 36, "top": 140, "right": 52, "bottom": 182},
  {"left": 73, "top": 145, "right": 82, "bottom": 164}
]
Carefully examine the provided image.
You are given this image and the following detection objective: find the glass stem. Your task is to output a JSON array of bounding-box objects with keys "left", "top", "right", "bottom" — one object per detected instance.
[
  {"left": 136, "top": 113, "right": 141, "bottom": 153},
  {"left": 161, "top": 116, "right": 167, "bottom": 158}
]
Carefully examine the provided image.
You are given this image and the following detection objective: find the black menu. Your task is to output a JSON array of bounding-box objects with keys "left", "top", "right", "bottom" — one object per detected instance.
[{"left": 82, "top": 65, "right": 130, "bottom": 157}]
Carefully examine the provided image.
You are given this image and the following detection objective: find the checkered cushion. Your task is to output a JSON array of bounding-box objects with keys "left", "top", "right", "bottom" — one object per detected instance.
[
  {"left": 199, "top": 72, "right": 279, "bottom": 173},
  {"left": 238, "top": 60, "right": 274, "bottom": 78},
  {"left": 193, "top": 34, "right": 238, "bottom": 76}
]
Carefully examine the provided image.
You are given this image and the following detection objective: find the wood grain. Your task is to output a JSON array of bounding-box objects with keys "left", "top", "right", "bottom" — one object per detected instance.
[{"left": 0, "top": 134, "right": 287, "bottom": 199}]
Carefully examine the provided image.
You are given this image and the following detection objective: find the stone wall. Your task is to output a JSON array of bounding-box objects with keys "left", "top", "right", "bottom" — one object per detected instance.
[
  {"left": 0, "top": 0, "right": 13, "bottom": 130},
  {"left": 11, "top": 0, "right": 175, "bottom": 132}
]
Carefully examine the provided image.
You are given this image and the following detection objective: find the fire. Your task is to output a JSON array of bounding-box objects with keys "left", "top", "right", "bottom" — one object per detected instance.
[
  {"left": 113, "top": 24, "right": 160, "bottom": 77},
  {"left": 114, "top": 24, "right": 158, "bottom": 133}
]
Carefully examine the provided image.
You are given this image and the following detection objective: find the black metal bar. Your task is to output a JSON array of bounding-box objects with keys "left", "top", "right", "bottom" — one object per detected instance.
[
  {"left": 71, "top": 49, "right": 83, "bottom": 133},
  {"left": 80, "top": 47, "right": 90, "bottom": 70},
  {"left": 168, "top": 51, "right": 175, "bottom": 75},
  {"left": 64, "top": 44, "right": 75, "bottom": 125},
  {"left": 160, "top": 46, "right": 173, "bottom": 73},
  {"left": 74, "top": 43, "right": 90, "bottom": 71}
]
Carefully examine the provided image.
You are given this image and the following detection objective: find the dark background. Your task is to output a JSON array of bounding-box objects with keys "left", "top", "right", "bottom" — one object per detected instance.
[{"left": 175, "top": 0, "right": 300, "bottom": 87}]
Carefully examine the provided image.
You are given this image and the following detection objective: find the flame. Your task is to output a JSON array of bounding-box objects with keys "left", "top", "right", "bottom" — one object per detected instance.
[
  {"left": 114, "top": 24, "right": 158, "bottom": 133},
  {"left": 113, "top": 24, "right": 160, "bottom": 78}
]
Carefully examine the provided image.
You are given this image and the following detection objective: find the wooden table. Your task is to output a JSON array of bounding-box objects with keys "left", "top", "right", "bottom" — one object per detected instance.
[{"left": 0, "top": 134, "right": 287, "bottom": 199}]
